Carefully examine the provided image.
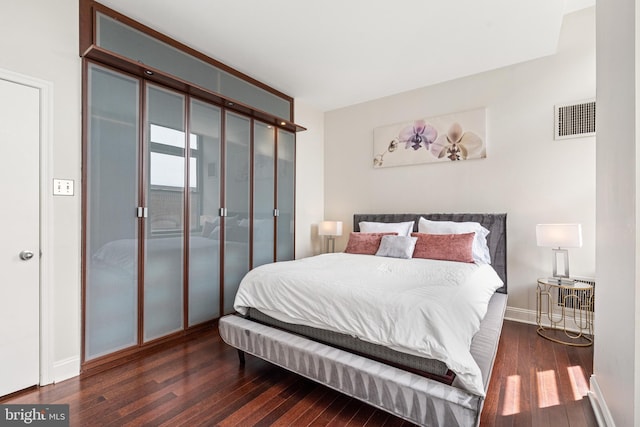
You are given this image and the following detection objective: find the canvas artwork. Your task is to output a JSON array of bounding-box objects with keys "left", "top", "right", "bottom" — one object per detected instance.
[{"left": 373, "top": 108, "right": 487, "bottom": 168}]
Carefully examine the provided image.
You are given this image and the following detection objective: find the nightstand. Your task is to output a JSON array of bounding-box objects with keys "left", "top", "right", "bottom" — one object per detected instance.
[{"left": 536, "top": 278, "right": 594, "bottom": 347}]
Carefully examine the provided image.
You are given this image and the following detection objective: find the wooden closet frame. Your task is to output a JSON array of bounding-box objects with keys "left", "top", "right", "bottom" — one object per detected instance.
[{"left": 79, "top": 0, "right": 302, "bottom": 374}]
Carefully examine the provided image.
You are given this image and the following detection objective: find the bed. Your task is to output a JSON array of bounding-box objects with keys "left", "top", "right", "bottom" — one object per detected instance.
[{"left": 218, "top": 213, "right": 507, "bottom": 426}]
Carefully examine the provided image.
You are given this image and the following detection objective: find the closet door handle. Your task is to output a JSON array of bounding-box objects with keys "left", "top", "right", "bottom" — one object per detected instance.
[
  {"left": 19, "top": 250, "right": 34, "bottom": 261},
  {"left": 136, "top": 207, "right": 149, "bottom": 218}
]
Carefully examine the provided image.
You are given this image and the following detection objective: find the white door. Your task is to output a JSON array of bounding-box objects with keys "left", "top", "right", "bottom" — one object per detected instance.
[{"left": 0, "top": 78, "right": 40, "bottom": 396}]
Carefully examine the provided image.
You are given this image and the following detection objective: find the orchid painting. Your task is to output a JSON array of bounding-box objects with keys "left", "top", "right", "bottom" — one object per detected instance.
[
  {"left": 373, "top": 108, "right": 486, "bottom": 168},
  {"left": 399, "top": 120, "right": 438, "bottom": 150},
  {"left": 430, "top": 122, "right": 485, "bottom": 160}
]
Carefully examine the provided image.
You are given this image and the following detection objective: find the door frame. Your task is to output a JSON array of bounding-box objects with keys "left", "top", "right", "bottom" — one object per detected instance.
[{"left": 0, "top": 67, "right": 54, "bottom": 386}]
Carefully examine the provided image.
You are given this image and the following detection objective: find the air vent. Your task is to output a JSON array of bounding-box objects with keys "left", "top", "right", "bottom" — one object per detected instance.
[
  {"left": 558, "top": 277, "right": 595, "bottom": 312},
  {"left": 554, "top": 100, "right": 596, "bottom": 140}
]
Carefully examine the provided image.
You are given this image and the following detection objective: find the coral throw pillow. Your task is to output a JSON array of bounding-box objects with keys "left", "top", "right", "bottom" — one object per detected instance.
[
  {"left": 411, "top": 232, "right": 475, "bottom": 263},
  {"left": 344, "top": 232, "right": 397, "bottom": 255}
]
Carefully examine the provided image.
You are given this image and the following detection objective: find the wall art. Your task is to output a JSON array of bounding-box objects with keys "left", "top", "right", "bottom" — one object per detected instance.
[{"left": 373, "top": 108, "right": 486, "bottom": 168}]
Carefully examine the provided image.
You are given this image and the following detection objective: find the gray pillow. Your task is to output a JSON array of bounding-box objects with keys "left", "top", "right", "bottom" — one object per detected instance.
[{"left": 375, "top": 235, "right": 418, "bottom": 259}]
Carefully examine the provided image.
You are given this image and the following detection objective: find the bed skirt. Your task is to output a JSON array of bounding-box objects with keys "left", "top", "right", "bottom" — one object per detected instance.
[{"left": 218, "top": 292, "right": 506, "bottom": 426}]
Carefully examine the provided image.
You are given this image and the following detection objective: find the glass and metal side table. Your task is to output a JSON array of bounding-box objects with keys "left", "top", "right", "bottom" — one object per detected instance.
[{"left": 536, "top": 278, "right": 594, "bottom": 347}]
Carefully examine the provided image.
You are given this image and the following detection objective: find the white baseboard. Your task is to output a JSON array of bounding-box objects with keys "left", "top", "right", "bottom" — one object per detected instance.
[
  {"left": 504, "top": 306, "right": 537, "bottom": 325},
  {"left": 52, "top": 356, "right": 80, "bottom": 383},
  {"left": 589, "top": 375, "right": 615, "bottom": 426},
  {"left": 504, "top": 306, "right": 596, "bottom": 334}
]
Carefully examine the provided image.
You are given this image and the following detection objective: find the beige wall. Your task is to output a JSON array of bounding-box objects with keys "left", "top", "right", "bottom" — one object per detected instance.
[
  {"left": 324, "top": 8, "right": 596, "bottom": 320},
  {"left": 0, "top": 0, "right": 82, "bottom": 380},
  {"left": 294, "top": 100, "right": 325, "bottom": 258},
  {"left": 593, "top": 0, "right": 639, "bottom": 425}
]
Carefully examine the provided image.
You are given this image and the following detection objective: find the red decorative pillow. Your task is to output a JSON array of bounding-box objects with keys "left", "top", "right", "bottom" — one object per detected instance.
[
  {"left": 344, "top": 232, "right": 397, "bottom": 255},
  {"left": 411, "top": 232, "right": 475, "bottom": 263}
]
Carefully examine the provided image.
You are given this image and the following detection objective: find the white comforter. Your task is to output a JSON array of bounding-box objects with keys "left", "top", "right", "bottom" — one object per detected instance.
[{"left": 233, "top": 253, "right": 503, "bottom": 396}]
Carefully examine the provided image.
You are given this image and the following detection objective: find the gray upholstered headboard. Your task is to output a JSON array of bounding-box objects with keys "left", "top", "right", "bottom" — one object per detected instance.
[{"left": 353, "top": 213, "right": 507, "bottom": 294}]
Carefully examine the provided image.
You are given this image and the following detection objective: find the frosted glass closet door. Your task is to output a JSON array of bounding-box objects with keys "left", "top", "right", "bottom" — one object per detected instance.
[
  {"left": 223, "top": 112, "right": 251, "bottom": 314},
  {"left": 144, "top": 85, "right": 185, "bottom": 341},
  {"left": 85, "top": 64, "right": 140, "bottom": 360},
  {"left": 276, "top": 129, "right": 295, "bottom": 261},
  {"left": 188, "top": 99, "right": 222, "bottom": 325},
  {"left": 253, "top": 121, "right": 276, "bottom": 268}
]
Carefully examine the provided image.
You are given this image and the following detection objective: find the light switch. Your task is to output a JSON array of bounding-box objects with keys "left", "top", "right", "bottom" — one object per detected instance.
[{"left": 53, "top": 179, "right": 74, "bottom": 196}]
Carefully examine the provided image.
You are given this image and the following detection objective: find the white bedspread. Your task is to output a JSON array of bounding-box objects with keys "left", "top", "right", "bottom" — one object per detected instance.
[{"left": 233, "top": 253, "right": 503, "bottom": 396}]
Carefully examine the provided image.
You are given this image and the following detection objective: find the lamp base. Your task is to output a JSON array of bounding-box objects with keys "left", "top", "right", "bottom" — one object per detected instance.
[
  {"left": 324, "top": 236, "right": 336, "bottom": 253},
  {"left": 552, "top": 248, "right": 571, "bottom": 278}
]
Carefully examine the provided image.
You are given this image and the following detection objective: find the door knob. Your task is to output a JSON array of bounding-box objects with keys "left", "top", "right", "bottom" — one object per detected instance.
[{"left": 19, "top": 250, "right": 34, "bottom": 261}]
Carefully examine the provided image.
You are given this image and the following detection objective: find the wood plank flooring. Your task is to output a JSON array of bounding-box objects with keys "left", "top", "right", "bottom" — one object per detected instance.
[{"left": 1, "top": 320, "right": 596, "bottom": 426}]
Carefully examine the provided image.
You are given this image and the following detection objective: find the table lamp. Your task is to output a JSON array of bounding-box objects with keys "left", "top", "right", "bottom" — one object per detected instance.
[
  {"left": 318, "top": 221, "right": 343, "bottom": 253},
  {"left": 536, "top": 223, "right": 582, "bottom": 284}
]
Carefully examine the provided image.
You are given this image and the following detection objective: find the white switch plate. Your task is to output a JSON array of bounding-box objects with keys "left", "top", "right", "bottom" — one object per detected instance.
[{"left": 53, "top": 179, "right": 74, "bottom": 196}]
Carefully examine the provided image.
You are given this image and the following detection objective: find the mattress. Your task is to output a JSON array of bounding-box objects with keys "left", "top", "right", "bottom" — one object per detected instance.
[
  {"left": 233, "top": 253, "right": 503, "bottom": 396},
  {"left": 246, "top": 307, "right": 453, "bottom": 382}
]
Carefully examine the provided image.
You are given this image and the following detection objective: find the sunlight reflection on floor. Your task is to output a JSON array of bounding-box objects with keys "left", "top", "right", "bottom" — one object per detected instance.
[
  {"left": 502, "top": 375, "right": 521, "bottom": 415},
  {"left": 537, "top": 370, "right": 560, "bottom": 408},
  {"left": 500, "top": 366, "right": 590, "bottom": 416},
  {"left": 567, "top": 365, "right": 589, "bottom": 400}
]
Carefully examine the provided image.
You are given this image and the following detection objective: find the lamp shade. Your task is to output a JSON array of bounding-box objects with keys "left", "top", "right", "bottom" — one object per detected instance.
[
  {"left": 318, "top": 221, "right": 343, "bottom": 236},
  {"left": 536, "top": 224, "right": 582, "bottom": 248}
]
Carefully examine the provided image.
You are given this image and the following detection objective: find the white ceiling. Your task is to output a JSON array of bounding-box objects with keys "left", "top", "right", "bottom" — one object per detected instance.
[{"left": 99, "top": 0, "right": 594, "bottom": 113}]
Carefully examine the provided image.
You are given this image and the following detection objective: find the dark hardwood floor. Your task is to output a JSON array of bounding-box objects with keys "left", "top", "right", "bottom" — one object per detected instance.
[{"left": 1, "top": 320, "right": 596, "bottom": 426}]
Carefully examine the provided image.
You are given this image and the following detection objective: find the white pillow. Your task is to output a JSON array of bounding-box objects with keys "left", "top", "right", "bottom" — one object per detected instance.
[
  {"left": 418, "top": 217, "right": 491, "bottom": 264},
  {"left": 375, "top": 235, "right": 417, "bottom": 259},
  {"left": 359, "top": 220, "right": 414, "bottom": 237}
]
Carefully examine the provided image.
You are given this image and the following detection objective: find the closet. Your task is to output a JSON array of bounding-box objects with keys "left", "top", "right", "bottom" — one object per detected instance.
[{"left": 81, "top": 0, "right": 301, "bottom": 368}]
